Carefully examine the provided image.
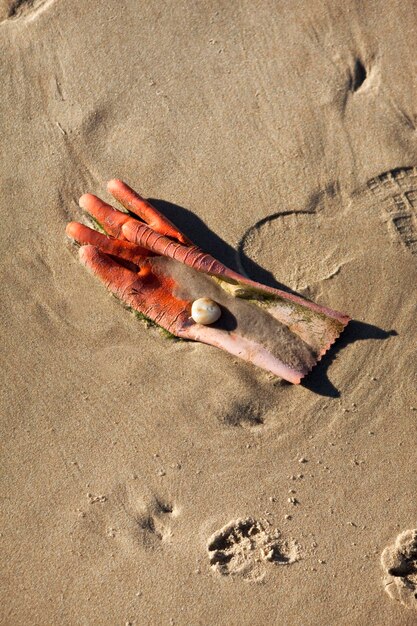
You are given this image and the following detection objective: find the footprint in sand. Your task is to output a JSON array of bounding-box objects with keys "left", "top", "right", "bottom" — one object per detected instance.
[
  {"left": 0, "top": 0, "right": 54, "bottom": 21},
  {"left": 221, "top": 401, "right": 265, "bottom": 429},
  {"left": 238, "top": 167, "right": 417, "bottom": 295},
  {"left": 74, "top": 485, "right": 178, "bottom": 556},
  {"left": 365, "top": 167, "right": 417, "bottom": 256},
  {"left": 207, "top": 518, "right": 299, "bottom": 582},
  {"left": 136, "top": 497, "right": 177, "bottom": 545},
  {"left": 381, "top": 529, "right": 417, "bottom": 611}
]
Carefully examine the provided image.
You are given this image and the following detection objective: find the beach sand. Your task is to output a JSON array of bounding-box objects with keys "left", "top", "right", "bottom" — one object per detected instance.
[{"left": 1, "top": 1, "right": 416, "bottom": 624}]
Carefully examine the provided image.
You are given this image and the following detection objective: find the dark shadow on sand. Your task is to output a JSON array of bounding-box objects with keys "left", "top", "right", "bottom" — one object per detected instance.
[
  {"left": 301, "top": 321, "right": 398, "bottom": 398},
  {"left": 150, "top": 198, "right": 397, "bottom": 398},
  {"left": 149, "top": 198, "right": 292, "bottom": 292}
]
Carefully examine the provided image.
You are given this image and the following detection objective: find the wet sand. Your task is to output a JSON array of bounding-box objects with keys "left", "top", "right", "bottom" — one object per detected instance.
[{"left": 1, "top": 1, "right": 417, "bottom": 624}]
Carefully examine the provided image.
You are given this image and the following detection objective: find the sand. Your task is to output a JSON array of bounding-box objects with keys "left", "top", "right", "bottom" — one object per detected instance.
[{"left": 1, "top": 1, "right": 417, "bottom": 624}]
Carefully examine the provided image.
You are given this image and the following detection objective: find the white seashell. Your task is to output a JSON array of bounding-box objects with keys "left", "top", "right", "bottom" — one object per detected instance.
[{"left": 191, "top": 298, "right": 221, "bottom": 325}]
